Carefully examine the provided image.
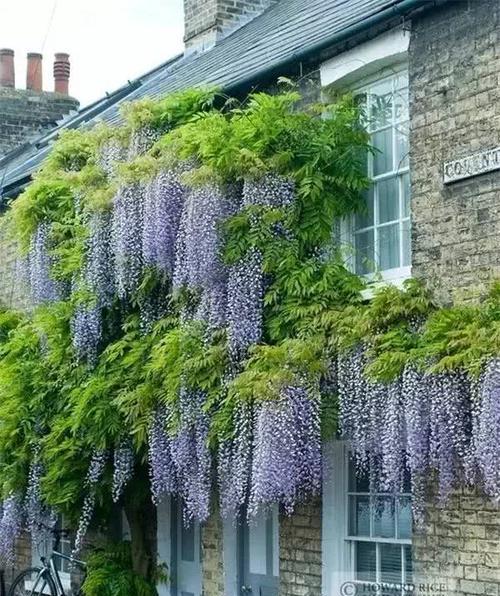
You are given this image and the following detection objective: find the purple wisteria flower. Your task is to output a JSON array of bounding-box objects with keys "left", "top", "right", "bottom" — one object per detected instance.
[
  {"left": 112, "top": 440, "right": 135, "bottom": 503},
  {"left": 73, "top": 450, "right": 107, "bottom": 555},
  {"left": 218, "top": 401, "right": 253, "bottom": 519},
  {"left": 338, "top": 349, "right": 478, "bottom": 519},
  {"left": 71, "top": 303, "right": 102, "bottom": 364},
  {"left": 174, "top": 183, "right": 240, "bottom": 327},
  {"left": 24, "top": 446, "right": 56, "bottom": 548},
  {"left": 225, "top": 175, "right": 295, "bottom": 360},
  {"left": 226, "top": 248, "right": 264, "bottom": 361},
  {"left": 142, "top": 167, "right": 188, "bottom": 277},
  {"left": 127, "top": 127, "right": 158, "bottom": 160},
  {"left": 0, "top": 495, "right": 23, "bottom": 566},
  {"left": 148, "top": 407, "right": 178, "bottom": 505},
  {"left": 27, "top": 221, "right": 61, "bottom": 305},
  {"left": 248, "top": 385, "right": 321, "bottom": 518},
  {"left": 242, "top": 174, "right": 295, "bottom": 209},
  {"left": 112, "top": 183, "right": 146, "bottom": 299},
  {"left": 87, "top": 211, "right": 115, "bottom": 308},
  {"left": 428, "top": 371, "right": 471, "bottom": 501},
  {"left": 98, "top": 138, "right": 124, "bottom": 178},
  {"left": 169, "top": 388, "right": 211, "bottom": 524},
  {"left": 475, "top": 359, "right": 500, "bottom": 501}
]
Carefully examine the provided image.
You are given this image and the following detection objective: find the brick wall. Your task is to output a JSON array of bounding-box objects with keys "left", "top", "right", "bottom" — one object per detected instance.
[
  {"left": 409, "top": 0, "right": 500, "bottom": 301},
  {"left": 279, "top": 499, "right": 322, "bottom": 596},
  {"left": 184, "top": 0, "right": 276, "bottom": 52},
  {"left": 0, "top": 88, "right": 78, "bottom": 158},
  {"left": 409, "top": 1, "right": 500, "bottom": 593},
  {"left": 201, "top": 507, "right": 225, "bottom": 596},
  {"left": 414, "top": 486, "right": 500, "bottom": 596}
]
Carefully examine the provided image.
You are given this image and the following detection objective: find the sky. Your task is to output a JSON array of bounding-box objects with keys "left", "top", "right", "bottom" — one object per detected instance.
[{"left": 0, "top": 0, "right": 185, "bottom": 107}]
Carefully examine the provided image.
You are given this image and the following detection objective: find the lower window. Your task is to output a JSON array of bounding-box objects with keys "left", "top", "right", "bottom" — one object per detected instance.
[{"left": 347, "top": 457, "right": 412, "bottom": 594}]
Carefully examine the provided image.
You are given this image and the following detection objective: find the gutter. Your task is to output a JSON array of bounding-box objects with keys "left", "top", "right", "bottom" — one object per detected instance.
[{"left": 227, "top": 0, "right": 441, "bottom": 92}]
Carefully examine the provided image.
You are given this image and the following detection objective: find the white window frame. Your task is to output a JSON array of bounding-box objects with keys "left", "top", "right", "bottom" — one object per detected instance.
[
  {"left": 323, "top": 442, "right": 413, "bottom": 595},
  {"left": 343, "top": 66, "right": 411, "bottom": 289},
  {"left": 321, "top": 27, "right": 412, "bottom": 291}
]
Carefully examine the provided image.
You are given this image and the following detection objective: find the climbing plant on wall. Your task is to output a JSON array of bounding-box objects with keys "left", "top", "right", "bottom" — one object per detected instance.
[{"left": 0, "top": 84, "right": 498, "bottom": 585}]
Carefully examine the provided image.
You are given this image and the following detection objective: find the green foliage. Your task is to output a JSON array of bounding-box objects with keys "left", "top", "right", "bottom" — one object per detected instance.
[
  {"left": 121, "top": 87, "right": 218, "bottom": 131},
  {"left": 0, "top": 85, "right": 497, "bottom": 547},
  {"left": 418, "top": 281, "right": 500, "bottom": 376},
  {"left": 82, "top": 541, "right": 162, "bottom": 596}
]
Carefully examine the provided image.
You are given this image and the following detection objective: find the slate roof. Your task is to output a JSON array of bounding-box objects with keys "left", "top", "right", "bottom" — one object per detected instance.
[{"left": 0, "top": 0, "right": 432, "bottom": 197}]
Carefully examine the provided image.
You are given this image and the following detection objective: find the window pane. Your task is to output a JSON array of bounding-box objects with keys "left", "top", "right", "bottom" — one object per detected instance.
[
  {"left": 397, "top": 497, "right": 412, "bottom": 539},
  {"left": 402, "top": 173, "right": 411, "bottom": 218},
  {"left": 349, "top": 458, "right": 370, "bottom": 493},
  {"left": 394, "top": 88, "right": 409, "bottom": 122},
  {"left": 373, "top": 128, "right": 393, "bottom": 176},
  {"left": 378, "top": 223, "right": 400, "bottom": 270},
  {"left": 380, "top": 543, "right": 402, "bottom": 584},
  {"left": 349, "top": 496, "right": 371, "bottom": 536},
  {"left": 181, "top": 522, "right": 195, "bottom": 562},
  {"left": 402, "top": 220, "right": 411, "bottom": 268},
  {"left": 378, "top": 178, "right": 399, "bottom": 223},
  {"left": 395, "top": 72, "right": 409, "bottom": 92},
  {"left": 356, "top": 188, "right": 374, "bottom": 229},
  {"left": 249, "top": 514, "right": 267, "bottom": 575},
  {"left": 355, "top": 542, "right": 377, "bottom": 583},
  {"left": 355, "top": 229, "right": 375, "bottom": 274},
  {"left": 373, "top": 497, "right": 395, "bottom": 538},
  {"left": 395, "top": 122, "right": 409, "bottom": 170},
  {"left": 370, "top": 80, "right": 393, "bottom": 129},
  {"left": 405, "top": 546, "right": 413, "bottom": 583}
]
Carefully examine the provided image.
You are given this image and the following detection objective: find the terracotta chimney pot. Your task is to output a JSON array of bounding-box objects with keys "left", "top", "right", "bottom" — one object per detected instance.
[
  {"left": 0, "top": 48, "right": 15, "bottom": 88},
  {"left": 27, "top": 52, "right": 43, "bottom": 91},
  {"left": 53, "top": 53, "right": 70, "bottom": 95}
]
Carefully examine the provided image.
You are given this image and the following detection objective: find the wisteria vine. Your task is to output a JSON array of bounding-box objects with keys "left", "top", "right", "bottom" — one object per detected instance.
[{"left": 4, "top": 88, "right": 499, "bottom": 552}]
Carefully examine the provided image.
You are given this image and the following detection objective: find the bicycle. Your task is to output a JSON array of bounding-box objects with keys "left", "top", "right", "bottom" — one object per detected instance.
[{"left": 8, "top": 529, "right": 86, "bottom": 596}]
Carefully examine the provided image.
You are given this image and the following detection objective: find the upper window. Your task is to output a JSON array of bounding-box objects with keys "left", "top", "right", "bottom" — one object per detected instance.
[
  {"left": 347, "top": 457, "right": 412, "bottom": 593},
  {"left": 351, "top": 69, "right": 410, "bottom": 281}
]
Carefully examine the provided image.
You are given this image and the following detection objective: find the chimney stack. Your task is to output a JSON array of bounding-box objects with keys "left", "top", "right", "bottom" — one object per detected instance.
[
  {"left": 0, "top": 49, "right": 15, "bottom": 88},
  {"left": 26, "top": 52, "right": 43, "bottom": 91},
  {"left": 184, "top": 0, "right": 276, "bottom": 55},
  {"left": 53, "top": 53, "right": 70, "bottom": 95}
]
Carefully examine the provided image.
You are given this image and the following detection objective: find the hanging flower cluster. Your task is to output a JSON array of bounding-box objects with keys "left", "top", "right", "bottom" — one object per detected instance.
[
  {"left": 112, "top": 183, "right": 146, "bottom": 300},
  {"left": 249, "top": 385, "right": 321, "bottom": 517},
  {"left": 227, "top": 248, "right": 263, "bottom": 361},
  {"left": 24, "top": 446, "right": 56, "bottom": 547},
  {"left": 143, "top": 167, "right": 188, "bottom": 277},
  {"left": 0, "top": 495, "right": 23, "bottom": 566},
  {"left": 27, "top": 222, "right": 62, "bottom": 305},
  {"left": 168, "top": 389, "right": 211, "bottom": 523},
  {"left": 73, "top": 450, "right": 107, "bottom": 555},
  {"left": 148, "top": 407, "right": 178, "bottom": 504},
  {"left": 174, "top": 183, "right": 240, "bottom": 327},
  {"left": 217, "top": 402, "right": 253, "bottom": 519},
  {"left": 338, "top": 349, "right": 500, "bottom": 522},
  {"left": 112, "top": 441, "right": 135, "bottom": 503},
  {"left": 475, "top": 359, "right": 500, "bottom": 500}
]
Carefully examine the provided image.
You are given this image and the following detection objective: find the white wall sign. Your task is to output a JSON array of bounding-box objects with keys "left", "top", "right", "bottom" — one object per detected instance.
[{"left": 444, "top": 146, "right": 500, "bottom": 183}]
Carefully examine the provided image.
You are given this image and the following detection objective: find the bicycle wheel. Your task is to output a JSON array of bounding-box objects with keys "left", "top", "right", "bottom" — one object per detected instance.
[{"left": 8, "top": 567, "right": 57, "bottom": 596}]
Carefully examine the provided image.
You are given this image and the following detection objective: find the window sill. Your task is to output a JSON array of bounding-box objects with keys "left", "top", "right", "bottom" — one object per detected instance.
[{"left": 360, "top": 267, "right": 411, "bottom": 300}]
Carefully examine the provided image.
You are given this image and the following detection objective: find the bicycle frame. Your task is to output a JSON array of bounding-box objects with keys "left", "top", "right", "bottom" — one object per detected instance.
[{"left": 28, "top": 551, "right": 85, "bottom": 596}]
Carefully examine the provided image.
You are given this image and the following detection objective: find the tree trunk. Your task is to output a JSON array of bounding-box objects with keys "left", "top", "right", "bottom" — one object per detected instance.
[{"left": 124, "top": 467, "right": 158, "bottom": 583}]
